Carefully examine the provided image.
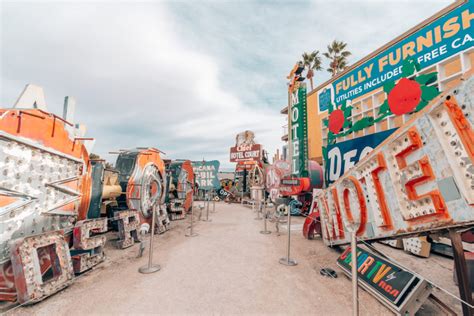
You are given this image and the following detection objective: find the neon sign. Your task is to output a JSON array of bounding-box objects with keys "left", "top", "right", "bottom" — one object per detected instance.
[{"left": 317, "top": 78, "right": 474, "bottom": 246}]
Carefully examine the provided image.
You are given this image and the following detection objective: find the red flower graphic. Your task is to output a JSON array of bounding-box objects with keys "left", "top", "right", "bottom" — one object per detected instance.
[
  {"left": 328, "top": 109, "right": 345, "bottom": 133},
  {"left": 387, "top": 78, "right": 422, "bottom": 115}
]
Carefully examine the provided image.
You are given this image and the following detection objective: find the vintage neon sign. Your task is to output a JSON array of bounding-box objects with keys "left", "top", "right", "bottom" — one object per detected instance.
[
  {"left": 71, "top": 218, "right": 108, "bottom": 274},
  {"left": 229, "top": 144, "right": 262, "bottom": 162},
  {"left": 328, "top": 1, "right": 473, "bottom": 104},
  {"left": 337, "top": 246, "right": 432, "bottom": 314},
  {"left": 290, "top": 85, "right": 309, "bottom": 177},
  {"left": 318, "top": 78, "right": 474, "bottom": 245},
  {"left": 191, "top": 160, "right": 220, "bottom": 190}
]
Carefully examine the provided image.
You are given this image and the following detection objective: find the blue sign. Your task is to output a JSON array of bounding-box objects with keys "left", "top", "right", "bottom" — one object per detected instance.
[
  {"left": 325, "top": 2, "right": 473, "bottom": 105},
  {"left": 318, "top": 88, "right": 332, "bottom": 112},
  {"left": 191, "top": 160, "right": 220, "bottom": 191},
  {"left": 326, "top": 129, "right": 396, "bottom": 184}
]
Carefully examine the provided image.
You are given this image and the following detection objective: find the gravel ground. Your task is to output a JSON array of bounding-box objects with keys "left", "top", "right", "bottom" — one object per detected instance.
[{"left": 3, "top": 202, "right": 463, "bottom": 315}]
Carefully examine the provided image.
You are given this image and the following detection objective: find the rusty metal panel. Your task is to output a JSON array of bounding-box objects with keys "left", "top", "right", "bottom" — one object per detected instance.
[
  {"left": 115, "top": 148, "right": 169, "bottom": 232},
  {"left": 167, "top": 160, "right": 194, "bottom": 220},
  {"left": 71, "top": 218, "right": 107, "bottom": 274},
  {"left": 0, "top": 262, "right": 16, "bottom": 301},
  {"left": 10, "top": 231, "right": 74, "bottom": 304},
  {"left": 318, "top": 77, "right": 474, "bottom": 246},
  {"left": 0, "top": 107, "right": 93, "bottom": 304},
  {"left": 0, "top": 134, "right": 82, "bottom": 261},
  {"left": 0, "top": 108, "right": 93, "bottom": 261}
]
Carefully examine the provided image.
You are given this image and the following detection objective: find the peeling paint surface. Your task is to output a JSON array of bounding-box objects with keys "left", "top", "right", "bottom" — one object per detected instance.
[{"left": 0, "top": 109, "right": 92, "bottom": 301}]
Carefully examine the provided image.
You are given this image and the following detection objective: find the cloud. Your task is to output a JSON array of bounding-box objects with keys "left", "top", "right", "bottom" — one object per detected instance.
[
  {"left": 0, "top": 0, "right": 451, "bottom": 170},
  {"left": 0, "top": 1, "right": 284, "bottom": 169}
]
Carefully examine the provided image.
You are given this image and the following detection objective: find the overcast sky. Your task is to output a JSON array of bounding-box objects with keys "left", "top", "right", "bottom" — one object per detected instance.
[{"left": 0, "top": 0, "right": 451, "bottom": 170}]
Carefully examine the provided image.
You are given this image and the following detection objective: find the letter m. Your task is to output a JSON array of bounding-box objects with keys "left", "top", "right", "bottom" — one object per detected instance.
[{"left": 291, "top": 91, "right": 299, "bottom": 105}]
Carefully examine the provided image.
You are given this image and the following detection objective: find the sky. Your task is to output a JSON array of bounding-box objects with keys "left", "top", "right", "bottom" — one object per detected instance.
[{"left": 0, "top": 0, "right": 451, "bottom": 170}]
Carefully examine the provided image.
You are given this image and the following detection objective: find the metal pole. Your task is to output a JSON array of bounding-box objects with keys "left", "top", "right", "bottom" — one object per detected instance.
[
  {"left": 351, "top": 231, "right": 359, "bottom": 316},
  {"left": 138, "top": 205, "right": 161, "bottom": 274},
  {"left": 243, "top": 168, "right": 247, "bottom": 193},
  {"left": 212, "top": 190, "right": 216, "bottom": 213},
  {"left": 186, "top": 194, "right": 198, "bottom": 237},
  {"left": 279, "top": 205, "right": 297, "bottom": 266},
  {"left": 260, "top": 201, "right": 271, "bottom": 235},
  {"left": 202, "top": 192, "right": 212, "bottom": 222},
  {"left": 254, "top": 200, "right": 262, "bottom": 220},
  {"left": 254, "top": 189, "right": 263, "bottom": 220}
]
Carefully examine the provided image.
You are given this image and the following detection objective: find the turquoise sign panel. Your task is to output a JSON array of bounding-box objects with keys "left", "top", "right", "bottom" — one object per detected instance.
[
  {"left": 191, "top": 160, "right": 220, "bottom": 191},
  {"left": 319, "top": 1, "right": 474, "bottom": 109}
]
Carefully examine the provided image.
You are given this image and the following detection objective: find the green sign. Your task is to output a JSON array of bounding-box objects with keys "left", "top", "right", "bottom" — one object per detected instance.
[
  {"left": 290, "top": 85, "right": 308, "bottom": 177},
  {"left": 191, "top": 160, "right": 220, "bottom": 191}
]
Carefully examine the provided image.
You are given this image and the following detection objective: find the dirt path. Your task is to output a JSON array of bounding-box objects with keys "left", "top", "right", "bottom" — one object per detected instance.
[{"left": 7, "top": 202, "right": 456, "bottom": 315}]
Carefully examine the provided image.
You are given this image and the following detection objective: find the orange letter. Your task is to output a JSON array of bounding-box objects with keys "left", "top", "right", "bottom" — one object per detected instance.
[
  {"left": 358, "top": 153, "right": 393, "bottom": 229},
  {"left": 388, "top": 127, "right": 448, "bottom": 222},
  {"left": 341, "top": 176, "right": 367, "bottom": 236}
]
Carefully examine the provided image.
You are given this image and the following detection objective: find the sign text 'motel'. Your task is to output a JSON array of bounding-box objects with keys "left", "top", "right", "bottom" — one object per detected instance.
[
  {"left": 317, "top": 78, "right": 474, "bottom": 245},
  {"left": 290, "top": 85, "right": 309, "bottom": 177}
]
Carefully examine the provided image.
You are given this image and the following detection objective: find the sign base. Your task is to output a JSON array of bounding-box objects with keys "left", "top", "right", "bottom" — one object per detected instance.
[
  {"left": 279, "top": 257, "right": 297, "bottom": 266},
  {"left": 138, "top": 264, "right": 161, "bottom": 274}
]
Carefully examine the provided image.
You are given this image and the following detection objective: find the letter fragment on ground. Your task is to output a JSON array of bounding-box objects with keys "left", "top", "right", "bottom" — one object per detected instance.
[
  {"left": 10, "top": 231, "right": 74, "bottom": 304},
  {"left": 116, "top": 210, "right": 141, "bottom": 249},
  {"left": 72, "top": 218, "right": 108, "bottom": 274}
]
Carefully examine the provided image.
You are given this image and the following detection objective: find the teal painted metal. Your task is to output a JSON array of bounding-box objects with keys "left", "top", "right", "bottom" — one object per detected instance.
[
  {"left": 192, "top": 160, "right": 220, "bottom": 191},
  {"left": 86, "top": 160, "right": 105, "bottom": 219}
]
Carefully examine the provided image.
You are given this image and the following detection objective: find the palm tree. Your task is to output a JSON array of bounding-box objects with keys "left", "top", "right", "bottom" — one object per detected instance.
[
  {"left": 323, "top": 40, "right": 351, "bottom": 76},
  {"left": 302, "top": 50, "right": 322, "bottom": 90}
]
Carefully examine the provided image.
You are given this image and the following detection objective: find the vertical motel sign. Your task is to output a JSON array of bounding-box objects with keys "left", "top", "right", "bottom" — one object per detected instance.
[
  {"left": 317, "top": 78, "right": 474, "bottom": 246},
  {"left": 290, "top": 85, "right": 309, "bottom": 177}
]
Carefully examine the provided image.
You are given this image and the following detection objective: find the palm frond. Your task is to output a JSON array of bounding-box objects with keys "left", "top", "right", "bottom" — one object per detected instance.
[{"left": 341, "top": 51, "right": 351, "bottom": 57}]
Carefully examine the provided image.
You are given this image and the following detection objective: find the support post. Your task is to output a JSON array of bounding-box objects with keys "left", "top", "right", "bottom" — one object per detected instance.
[
  {"left": 138, "top": 205, "right": 161, "bottom": 274},
  {"left": 254, "top": 200, "right": 262, "bottom": 220},
  {"left": 260, "top": 201, "right": 271, "bottom": 235},
  {"left": 212, "top": 190, "right": 216, "bottom": 213},
  {"left": 254, "top": 188, "right": 263, "bottom": 220},
  {"left": 449, "top": 229, "right": 473, "bottom": 316},
  {"left": 202, "top": 192, "right": 212, "bottom": 222},
  {"left": 186, "top": 194, "right": 198, "bottom": 237},
  {"left": 243, "top": 168, "right": 247, "bottom": 193},
  {"left": 279, "top": 205, "right": 297, "bottom": 266},
  {"left": 351, "top": 231, "right": 359, "bottom": 316}
]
